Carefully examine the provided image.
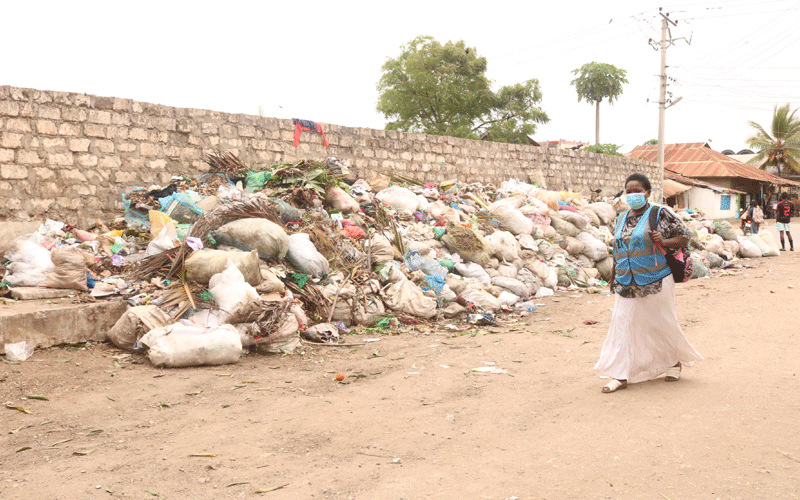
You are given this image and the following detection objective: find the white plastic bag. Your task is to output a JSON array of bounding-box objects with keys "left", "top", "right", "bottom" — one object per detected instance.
[
  {"left": 460, "top": 283, "right": 502, "bottom": 312},
  {"left": 141, "top": 322, "right": 242, "bottom": 368},
  {"left": 497, "top": 290, "right": 521, "bottom": 306},
  {"left": 3, "top": 238, "right": 54, "bottom": 286},
  {"left": 145, "top": 222, "right": 180, "bottom": 256},
  {"left": 4, "top": 341, "right": 34, "bottom": 362},
  {"left": 286, "top": 233, "right": 329, "bottom": 278}
]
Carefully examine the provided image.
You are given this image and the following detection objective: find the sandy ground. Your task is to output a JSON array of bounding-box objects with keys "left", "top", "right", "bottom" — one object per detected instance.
[{"left": 2, "top": 238, "right": 800, "bottom": 499}]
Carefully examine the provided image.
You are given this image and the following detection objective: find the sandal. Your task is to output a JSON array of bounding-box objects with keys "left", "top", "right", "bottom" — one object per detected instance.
[
  {"left": 601, "top": 379, "right": 627, "bottom": 393},
  {"left": 665, "top": 364, "right": 681, "bottom": 382}
]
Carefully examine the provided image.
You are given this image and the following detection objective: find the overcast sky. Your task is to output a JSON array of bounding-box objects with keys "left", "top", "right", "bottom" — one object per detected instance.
[{"left": 4, "top": 0, "right": 799, "bottom": 154}]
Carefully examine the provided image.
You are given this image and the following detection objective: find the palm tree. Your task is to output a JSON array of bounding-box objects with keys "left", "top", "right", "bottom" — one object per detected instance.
[{"left": 746, "top": 103, "right": 800, "bottom": 175}]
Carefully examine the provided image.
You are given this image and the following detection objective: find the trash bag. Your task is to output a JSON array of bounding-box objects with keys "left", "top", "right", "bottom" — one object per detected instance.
[
  {"left": 585, "top": 202, "right": 616, "bottom": 225},
  {"left": 560, "top": 236, "right": 585, "bottom": 256},
  {"left": 159, "top": 192, "right": 204, "bottom": 224},
  {"left": 549, "top": 217, "right": 580, "bottom": 237},
  {"left": 691, "top": 255, "right": 709, "bottom": 278},
  {"left": 581, "top": 207, "right": 601, "bottom": 227},
  {"left": 141, "top": 322, "right": 242, "bottom": 368},
  {"left": 246, "top": 170, "right": 272, "bottom": 191},
  {"left": 185, "top": 249, "right": 262, "bottom": 286},
  {"left": 427, "top": 201, "right": 461, "bottom": 224},
  {"left": 516, "top": 268, "right": 542, "bottom": 296},
  {"left": 576, "top": 231, "right": 609, "bottom": 261},
  {"left": 209, "top": 261, "right": 261, "bottom": 324},
  {"left": 489, "top": 204, "right": 534, "bottom": 235},
  {"left": 704, "top": 252, "right": 724, "bottom": 268},
  {"left": 749, "top": 234, "right": 779, "bottom": 257},
  {"left": 214, "top": 218, "right": 289, "bottom": 260},
  {"left": 286, "top": 233, "right": 329, "bottom": 278},
  {"left": 268, "top": 197, "right": 304, "bottom": 223},
  {"left": 367, "top": 235, "right": 394, "bottom": 264},
  {"left": 376, "top": 186, "right": 423, "bottom": 212},
  {"left": 404, "top": 249, "right": 448, "bottom": 277},
  {"left": 325, "top": 187, "right": 360, "bottom": 214},
  {"left": 491, "top": 276, "right": 530, "bottom": 299},
  {"left": 3, "top": 238, "right": 54, "bottom": 287},
  {"left": 558, "top": 210, "right": 590, "bottom": 230},
  {"left": 369, "top": 173, "right": 391, "bottom": 192},
  {"left": 107, "top": 305, "right": 172, "bottom": 351},
  {"left": 441, "top": 223, "right": 493, "bottom": 265},
  {"left": 39, "top": 246, "right": 88, "bottom": 291},
  {"left": 737, "top": 235, "right": 762, "bottom": 258},
  {"left": 722, "top": 240, "right": 740, "bottom": 257},
  {"left": 485, "top": 230, "right": 520, "bottom": 262},
  {"left": 497, "top": 291, "right": 521, "bottom": 306},
  {"left": 454, "top": 262, "right": 492, "bottom": 286},
  {"left": 145, "top": 222, "right": 180, "bottom": 257},
  {"left": 534, "top": 190, "right": 561, "bottom": 211},
  {"left": 460, "top": 283, "right": 502, "bottom": 312},
  {"left": 381, "top": 278, "right": 437, "bottom": 319},
  {"left": 594, "top": 256, "right": 614, "bottom": 282},
  {"left": 716, "top": 220, "right": 738, "bottom": 241},
  {"left": 4, "top": 341, "right": 34, "bottom": 362},
  {"left": 256, "top": 266, "right": 285, "bottom": 293}
]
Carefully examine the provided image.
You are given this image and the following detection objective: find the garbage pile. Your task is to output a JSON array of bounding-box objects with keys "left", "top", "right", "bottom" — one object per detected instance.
[{"left": 1, "top": 152, "right": 777, "bottom": 367}]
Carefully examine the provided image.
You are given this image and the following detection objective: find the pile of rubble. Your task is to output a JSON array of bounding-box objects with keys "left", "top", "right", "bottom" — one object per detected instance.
[{"left": 2, "top": 152, "right": 779, "bottom": 367}]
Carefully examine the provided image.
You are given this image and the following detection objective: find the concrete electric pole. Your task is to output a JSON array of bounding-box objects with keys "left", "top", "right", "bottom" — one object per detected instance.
[{"left": 649, "top": 9, "right": 689, "bottom": 202}]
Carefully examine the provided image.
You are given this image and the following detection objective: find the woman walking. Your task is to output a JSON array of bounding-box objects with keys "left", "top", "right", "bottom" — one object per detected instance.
[{"left": 595, "top": 173, "right": 702, "bottom": 393}]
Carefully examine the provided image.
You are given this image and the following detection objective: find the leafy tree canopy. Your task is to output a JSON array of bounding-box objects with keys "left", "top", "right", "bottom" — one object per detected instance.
[
  {"left": 746, "top": 103, "right": 800, "bottom": 174},
  {"left": 583, "top": 143, "right": 624, "bottom": 156},
  {"left": 376, "top": 36, "right": 549, "bottom": 143},
  {"left": 570, "top": 62, "right": 628, "bottom": 105},
  {"left": 643, "top": 139, "right": 658, "bottom": 145}
]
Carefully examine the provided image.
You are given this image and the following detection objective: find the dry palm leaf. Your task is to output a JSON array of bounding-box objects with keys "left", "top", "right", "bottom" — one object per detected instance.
[
  {"left": 205, "top": 150, "right": 249, "bottom": 174},
  {"left": 190, "top": 197, "right": 284, "bottom": 244}
]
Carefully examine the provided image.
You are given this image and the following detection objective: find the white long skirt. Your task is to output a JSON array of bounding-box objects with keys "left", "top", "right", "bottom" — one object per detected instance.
[{"left": 594, "top": 274, "right": 703, "bottom": 384}]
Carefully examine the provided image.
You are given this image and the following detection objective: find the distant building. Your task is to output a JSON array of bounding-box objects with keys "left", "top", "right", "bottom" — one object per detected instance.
[{"left": 627, "top": 142, "right": 800, "bottom": 217}]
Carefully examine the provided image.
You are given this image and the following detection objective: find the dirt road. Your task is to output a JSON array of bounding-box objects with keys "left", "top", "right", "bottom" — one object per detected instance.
[{"left": 2, "top": 251, "right": 799, "bottom": 499}]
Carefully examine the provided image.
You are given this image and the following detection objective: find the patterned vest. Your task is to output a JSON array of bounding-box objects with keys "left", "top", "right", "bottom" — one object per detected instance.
[{"left": 613, "top": 205, "right": 671, "bottom": 286}]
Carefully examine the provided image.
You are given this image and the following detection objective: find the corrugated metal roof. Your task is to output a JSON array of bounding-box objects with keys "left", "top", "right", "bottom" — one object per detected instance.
[
  {"left": 664, "top": 168, "right": 746, "bottom": 194},
  {"left": 664, "top": 179, "right": 692, "bottom": 197},
  {"left": 627, "top": 143, "right": 800, "bottom": 186}
]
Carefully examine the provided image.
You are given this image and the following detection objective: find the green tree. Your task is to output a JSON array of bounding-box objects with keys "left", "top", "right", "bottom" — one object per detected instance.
[
  {"left": 584, "top": 143, "right": 623, "bottom": 156},
  {"left": 376, "top": 36, "right": 549, "bottom": 143},
  {"left": 570, "top": 62, "right": 629, "bottom": 145},
  {"left": 746, "top": 103, "right": 800, "bottom": 174},
  {"left": 643, "top": 139, "right": 658, "bottom": 145}
]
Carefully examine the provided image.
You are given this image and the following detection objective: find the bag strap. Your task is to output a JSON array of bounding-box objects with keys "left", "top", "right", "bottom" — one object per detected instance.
[{"left": 648, "top": 205, "right": 668, "bottom": 256}]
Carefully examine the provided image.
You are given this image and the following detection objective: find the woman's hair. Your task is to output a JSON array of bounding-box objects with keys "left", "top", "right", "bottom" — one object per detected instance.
[
  {"left": 750, "top": 200, "right": 758, "bottom": 206},
  {"left": 781, "top": 192, "right": 789, "bottom": 200},
  {"left": 625, "top": 173, "right": 652, "bottom": 191}
]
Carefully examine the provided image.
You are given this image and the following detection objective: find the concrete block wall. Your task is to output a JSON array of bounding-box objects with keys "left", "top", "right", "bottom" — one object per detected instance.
[{"left": 0, "top": 85, "right": 659, "bottom": 225}]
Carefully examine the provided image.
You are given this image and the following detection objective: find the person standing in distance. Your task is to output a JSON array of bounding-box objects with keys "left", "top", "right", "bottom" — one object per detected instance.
[
  {"left": 747, "top": 200, "right": 764, "bottom": 235},
  {"left": 776, "top": 192, "right": 795, "bottom": 251},
  {"left": 595, "top": 173, "right": 703, "bottom": 393}
]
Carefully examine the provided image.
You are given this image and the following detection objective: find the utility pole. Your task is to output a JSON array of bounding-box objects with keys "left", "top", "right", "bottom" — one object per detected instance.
[
  {"left": 658, "top": 14, "right": 674, "bottom": 201},
  {"left": 649, "top": 9, "right": 688, "bottom": 202}
]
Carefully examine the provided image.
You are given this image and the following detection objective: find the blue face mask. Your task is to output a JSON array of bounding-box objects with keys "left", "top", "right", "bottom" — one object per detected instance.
[{"left": 626, "top": 192, "right": 647, "bottom": 210}]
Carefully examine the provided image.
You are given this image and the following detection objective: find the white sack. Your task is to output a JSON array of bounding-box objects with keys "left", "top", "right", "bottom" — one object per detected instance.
[
  {"left": 141, "top": 322, "right": 242, "bottom": 368},
  {"left": 214, "top": 218, "right": 289, "bottom": 260},
  {"left": 286, "top": 233, "right": 329, "bottom": 278}
]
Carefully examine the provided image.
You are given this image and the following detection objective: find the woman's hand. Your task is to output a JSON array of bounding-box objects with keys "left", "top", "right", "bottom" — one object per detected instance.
[{"left": 649, "top": 230, "right": 664, "bottom": 246}]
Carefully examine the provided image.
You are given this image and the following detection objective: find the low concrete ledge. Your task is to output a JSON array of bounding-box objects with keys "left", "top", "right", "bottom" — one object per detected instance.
[{"left": 0, "top": 299, "right": 127, "bottom": 354}]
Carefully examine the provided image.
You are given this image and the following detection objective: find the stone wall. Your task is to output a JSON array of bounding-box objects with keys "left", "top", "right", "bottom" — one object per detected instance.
[{"left": 0, "top": 85, "right": 659, "bottom": 225}]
